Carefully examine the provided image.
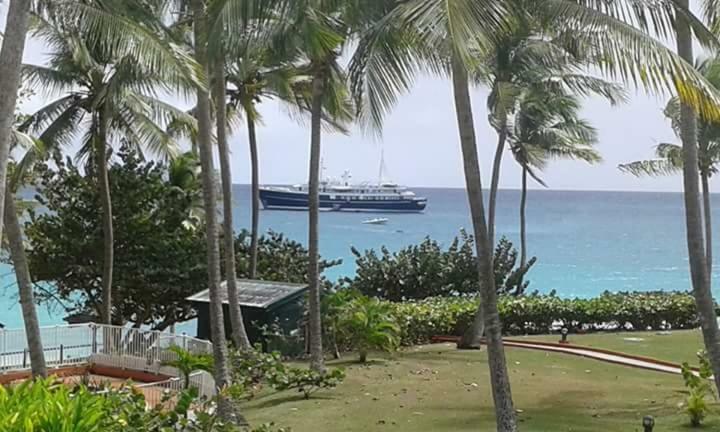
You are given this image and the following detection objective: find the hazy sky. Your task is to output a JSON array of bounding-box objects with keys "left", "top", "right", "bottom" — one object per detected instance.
[{"left": 8, "top": 6, "right": 698, "bottom": 193}]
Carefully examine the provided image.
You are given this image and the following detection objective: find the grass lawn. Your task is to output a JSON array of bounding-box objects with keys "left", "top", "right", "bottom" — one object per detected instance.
[
  {"left": 520, "top": 329, "right": 704, "bottom": 365},
  {"left": 243, "top": 336, "right": 719, "bottom": 431}
]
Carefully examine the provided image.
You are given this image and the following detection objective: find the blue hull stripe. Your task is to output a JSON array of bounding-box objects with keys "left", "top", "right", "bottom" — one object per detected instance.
[{"left": 260, "top": 189, "right": 426, "bottom": 213}]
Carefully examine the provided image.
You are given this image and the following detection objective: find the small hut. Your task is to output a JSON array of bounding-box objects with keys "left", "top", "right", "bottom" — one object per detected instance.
[{"left": 186, "top": 279, "right": 307, "bottom": 346}]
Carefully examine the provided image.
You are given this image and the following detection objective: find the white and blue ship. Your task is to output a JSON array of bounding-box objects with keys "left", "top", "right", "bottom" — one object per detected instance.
[{"left": 260, "top": 159, "right": 427, "bottom": 213}]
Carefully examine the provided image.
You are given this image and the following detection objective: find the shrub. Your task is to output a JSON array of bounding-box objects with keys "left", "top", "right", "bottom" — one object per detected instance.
[
  {"left": 382, "top": 291, "right": 705, "bottom": 346},
  {"left": 269, "top": 367, "right": 346, "bottom": 399},
  {"left": 162, "top": 346, "right": 214, "bottom": 389},
  {"left": 344, "top": 231, "right": 535, "bottom": 301},
  {"left": 681, "top": 351, "right": 715, "bottom": 427},
  {"left": 336, "top": 296, "right": 400, "bottom": 362}
]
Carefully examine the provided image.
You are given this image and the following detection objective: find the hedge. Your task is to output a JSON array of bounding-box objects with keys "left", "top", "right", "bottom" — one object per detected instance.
[{"left": 386, "top": 291, "right": 708, "bottom": 346}]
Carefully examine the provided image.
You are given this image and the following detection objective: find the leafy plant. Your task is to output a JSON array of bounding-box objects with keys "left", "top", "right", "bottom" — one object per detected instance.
[
  {"left": 337, "top": 296, "right": 400, "bottom": 362},
  {"left": 162, "top": 346, "right": 214, "bottom": 389},
  {"left": 229, "top": 345, "right": 286, "bottom": 397},
  {"left": 385, "top": 291, "right": 708, "bottom": 346},
  {"left": 681, "top": 350, "right": 716, "bottom": 427},
  {"left": 345, "top": 231, "right": 535, "bottom": 301},
  {"left": 269, "top": 367, "right": 346, "bottom": 399}
]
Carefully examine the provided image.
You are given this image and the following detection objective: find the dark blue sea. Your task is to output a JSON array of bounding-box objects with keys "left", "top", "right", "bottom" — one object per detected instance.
[{"left": 0, "top": 186, "right": 715, "bottom": 330}]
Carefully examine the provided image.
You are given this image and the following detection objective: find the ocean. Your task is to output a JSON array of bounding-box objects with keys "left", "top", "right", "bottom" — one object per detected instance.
[{"left": 0, "top": 186, "right": 715, "bottom": 331}]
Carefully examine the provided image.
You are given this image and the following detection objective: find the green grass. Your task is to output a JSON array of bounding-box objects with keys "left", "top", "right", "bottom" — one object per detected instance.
[
  {"left": 242, "top": 335, "right": 719, "bottom": 431},
  {"left": 519, "top": 329, "right": 704, "bottom": 364}
]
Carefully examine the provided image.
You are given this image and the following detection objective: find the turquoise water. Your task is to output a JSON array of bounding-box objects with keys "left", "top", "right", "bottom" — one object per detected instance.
[{"left": 0, "top": 186, "right": 716, "bottom": 330}]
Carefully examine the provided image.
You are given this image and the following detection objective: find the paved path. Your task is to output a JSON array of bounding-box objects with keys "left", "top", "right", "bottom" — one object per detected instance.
[
  {"left": 502, "top": 340, "right": 685, "bottom": 375},
  {"left": 432, "top": 336, "right": 693, "bottom": 375}
]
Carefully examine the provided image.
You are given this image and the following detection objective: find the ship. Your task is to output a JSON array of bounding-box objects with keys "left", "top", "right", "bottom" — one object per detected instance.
[{"left": 259, "top": 153, "right": 427, "bottom": 213}]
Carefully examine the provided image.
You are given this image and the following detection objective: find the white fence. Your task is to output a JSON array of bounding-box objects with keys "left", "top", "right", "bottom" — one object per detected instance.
[{"left": 0, "top": 324, "right": 214, "bottom": 392}]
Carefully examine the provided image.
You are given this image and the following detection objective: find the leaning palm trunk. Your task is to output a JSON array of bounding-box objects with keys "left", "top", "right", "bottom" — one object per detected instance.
[
  {"left": 96, "top": 111, "right": 113, "bottom": 325},
  {"left": 450, "top": 52, "right": 517, "bottom": 432},
  {"left": 488, "top": 128, "right": 507, "bottom": 248},
  {"left": 519, "top": 168, "right": 528, "bottom": 267},
  {"left": 676, "top": 0, "right": 720, "bottom": 395},
  {"left": 701, "top": 168, "right": 712, "bottom": 279},
  {"left": 518, "top": 167, "right": 529, "bottom": 289},
  {"left": 247, "top": 111, "right": 260, "bottom": 279},
  {"left": 307, "top": 70, "right": 326, "bottom": 374},
  {"left": 458, "top": 129, "right": 508, "bottom": 350},
  {"left": 0, "top": 0, "right": 31, "bottom": 244},
  {"left": 212, "top": 54, "right": 251, "bottom": 351},
  {"left": 4, "top": 188, "right": 46, "bottom": 378},
  {"left": 191, "top": 0, "right": 246, "bottom": 424}
]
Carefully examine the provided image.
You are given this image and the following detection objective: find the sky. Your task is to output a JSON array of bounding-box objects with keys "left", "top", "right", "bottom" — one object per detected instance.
[{"left": 6, "top": 5, "right": 700, "bottom": 193}]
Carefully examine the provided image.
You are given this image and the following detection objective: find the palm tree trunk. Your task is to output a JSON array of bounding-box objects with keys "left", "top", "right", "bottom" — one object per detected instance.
[
  {"left": 191, "top": 0, "right": 247, "bottom": 425},
  {"left": 247, "top": 111, "right": 260, "bottom": 279},
  {"left": 96, "top": 109, "right": 113, "bottom": 325},
  {"left": 676, "top": 0, "right": 720, "bottom": 395},
  {"left": 0, "top": 0, "right": 31, "bottom": 245},
  {"left": 212, "top": 52, "right": 251, "bottom": 351},
  {"left": 450, "top": 52, "right": 517, "bottom": 432},
  {"left": 702, "top": 171, "right": 713, "bottom": 280},
  {"left": 459, "top": 128, "right": 507, "bottom": 349},
  {"left": 488, "top": 128, "right": 507, "bottom": 248},
  {"left": 307, "top": 69, "right": 326, "bottom": 374},
  {"left": 519, "top": 166, "right": 528, "bottom": 276},
  {"left": 4, "top": 187, "right": 46, "bottom": 378}
]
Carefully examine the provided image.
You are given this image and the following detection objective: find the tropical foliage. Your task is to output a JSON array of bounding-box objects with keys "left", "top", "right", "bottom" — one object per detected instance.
[
  {"left": 336, "top": 295, "right": 400, "bottom": 362},
  {"left": 388, "top": 291, "right": 706, "bottom": 346},
  {"left": 680, "top": 350, "right": 715, "bottom": 427},
  {"left": 345, "top": 232, "right": 535, "bottom": 301}
]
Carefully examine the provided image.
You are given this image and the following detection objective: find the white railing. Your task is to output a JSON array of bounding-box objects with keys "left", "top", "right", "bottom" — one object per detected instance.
[
  {"left": 0, "top": 323, "right": 213, "bottom": 384},
  {"left": 135, "top": 370, "right": 215, "bottom": 407}
]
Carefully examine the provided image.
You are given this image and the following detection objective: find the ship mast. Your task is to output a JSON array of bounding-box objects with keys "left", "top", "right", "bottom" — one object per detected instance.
[{"left": 378, "top": 148, "right": 386, "bottom": 185}]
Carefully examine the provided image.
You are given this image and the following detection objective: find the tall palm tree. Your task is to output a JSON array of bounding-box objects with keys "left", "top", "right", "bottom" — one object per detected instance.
[
  {"left": 621, "top": 58, "right": 720, "bottom": 278},
  {"left": 23, "top": 14, "right": 194, "bottom": 324},
  {"left": 190, "top": 0, "right": 243, "bottom": 424},
  {"left": 350, "top": 0, "right": 720, "bottom": 428},
  {"left": 3, "top": 127, "right": 48, "bottom": 378},
  {"left": 509, "top": 85, "right": 602, "bottom": 278},
  {"left": 0, "top": 0, "right": 32, "bottom": 246},
  {"left": 226, "top": 54, "right": 301, "bottom": 280},
  {"left": 212, "top": 47, "right": 252, "bottom": 351},
  {"left": 674, "top": 0, "right": 720, "bottom": 394}
]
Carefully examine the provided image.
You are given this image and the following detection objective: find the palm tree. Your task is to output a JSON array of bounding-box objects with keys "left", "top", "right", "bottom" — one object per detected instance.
[
  {"left": 190, "top": 0, "right": 242, "bottom": 424},
  {"left": 0, "top": 0, "right": 32, "bottom": 246},
  {"left": 3, "top": 127, "right": 48, "bottom": 378},
  {"left": 350, "top": 0, "right": 720, "bottom": 428},
  {"left": 212, "top": 47, "right": 252, "bottom": 351},
  {"left": 620, "top": 58, "right": 720, "bottom": 278},
  {"left": 23, "top": 15, "right": 193, "bottom": 325},
  {"left": 677, "top": 6, "right": 720, "bottom": 397},
  {"left": 225, "top": 54, "right": 299, "bottom": 281},
  {"left": 509, "top": 85, "right": 602, "bottom": 278},
  {"left": 163, "top": 346, "right": 214, "bottom": 389}
]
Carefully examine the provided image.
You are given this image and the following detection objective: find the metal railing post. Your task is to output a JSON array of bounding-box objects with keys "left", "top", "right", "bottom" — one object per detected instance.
[
  {"left": 0, "top": 328, "right": 5, "bottom": 373},
  {"left": 91, "top": 324, "right": 97, "bottom": 354},
  {"left": 182, "top": 332, "right": 187, "bottom": 350}
]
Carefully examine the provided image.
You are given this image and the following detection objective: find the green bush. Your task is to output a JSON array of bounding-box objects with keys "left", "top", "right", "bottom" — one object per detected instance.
[
  {"left": 681, "top": 351, "right": 715, "bottom": 427},
  {"left": 336, "top": 296, "right": 401, "bottom": 362},
  {"left": 384, "top": 291, "right": 706, "bottom": 346},
  {"left": 344, "top": 232, "right": 535, "bottom": 301}
]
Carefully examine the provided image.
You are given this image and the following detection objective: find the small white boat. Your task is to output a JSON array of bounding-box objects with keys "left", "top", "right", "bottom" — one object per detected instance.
[{"left": 362, "top": 217, "right": 389, "bottom": 225}]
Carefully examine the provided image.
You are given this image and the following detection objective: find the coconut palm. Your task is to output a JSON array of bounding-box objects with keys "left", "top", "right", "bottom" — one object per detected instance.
[
  {"left": 225, "top": 54, "right": 300, "bottom": 281},
  {"left": 189, "top": 0, "right": 241, "bottom": 424},
  {"left": 211, "top": 45, "right": 252, "bottom": 351},
  {"left": 3, "top": 124, "right": 49, "bottom": 378},
  {"left": 509, "top": 85, "right": 602, "bottom": 280},
  {"left": 349, "top": 0, "right": 720, "bottom": 428},
  {"left": 0, "top": 0, "right": 32, "bottom": 247},
  {"left": 620, "top": 58, "right": 720, "bottom": 279},
  {"left": 22, "top": 14, "right": 195, "bottom": 325}
]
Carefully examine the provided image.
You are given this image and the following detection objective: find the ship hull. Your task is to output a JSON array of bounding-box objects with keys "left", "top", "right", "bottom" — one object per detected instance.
[{"left": 259, "top": 188, "right": 427, "bottom": 213}]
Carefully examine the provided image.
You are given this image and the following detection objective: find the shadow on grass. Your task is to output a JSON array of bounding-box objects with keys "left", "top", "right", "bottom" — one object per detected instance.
[{"left": 328, "top": 358, "right": 390, "bottom": 368}]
